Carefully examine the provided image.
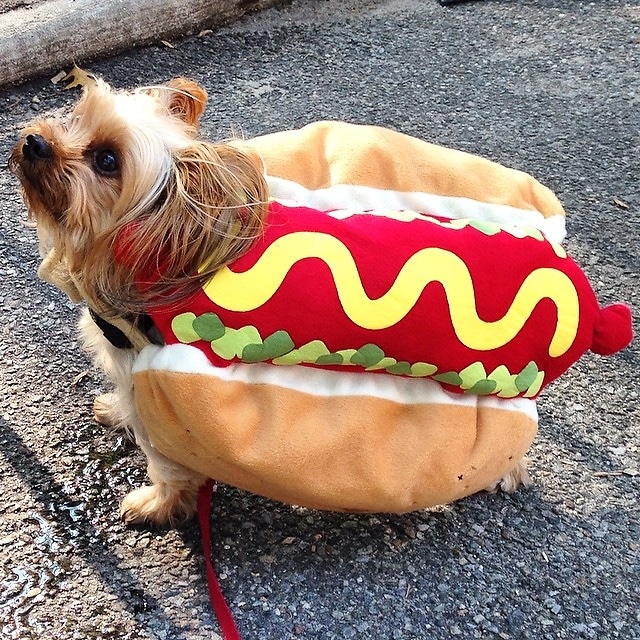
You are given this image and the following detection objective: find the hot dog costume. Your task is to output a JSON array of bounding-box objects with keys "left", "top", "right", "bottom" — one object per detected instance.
[
  {"left": 145, "top": 200, "right": 630, "bottom": 397},
  {"left": 39, "top": 122, "right": 633, "bottom": 512}
]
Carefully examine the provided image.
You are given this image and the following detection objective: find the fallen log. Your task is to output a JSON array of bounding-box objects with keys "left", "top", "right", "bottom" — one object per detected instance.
[{"left": 0, "top": 0, "right": 283, "bottom": 87}]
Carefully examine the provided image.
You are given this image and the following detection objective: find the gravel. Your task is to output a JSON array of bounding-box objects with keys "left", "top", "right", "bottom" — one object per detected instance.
[{"left": 1, "top": 0, "right": 638, "bottom": 638}]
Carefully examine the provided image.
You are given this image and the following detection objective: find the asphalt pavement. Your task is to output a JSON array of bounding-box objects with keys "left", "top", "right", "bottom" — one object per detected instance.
[{"left": 0, "top": 1, "right": 639, "bottom": 639}]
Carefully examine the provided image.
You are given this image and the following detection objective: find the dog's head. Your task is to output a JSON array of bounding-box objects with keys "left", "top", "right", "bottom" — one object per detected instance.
[{"left": 9, "top": 75, "right": 268, "bottom": 312}]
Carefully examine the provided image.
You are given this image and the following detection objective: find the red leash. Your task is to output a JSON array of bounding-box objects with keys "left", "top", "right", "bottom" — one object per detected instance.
[{"left": 197, "top": 479, "right": 241, "bottom": 640}]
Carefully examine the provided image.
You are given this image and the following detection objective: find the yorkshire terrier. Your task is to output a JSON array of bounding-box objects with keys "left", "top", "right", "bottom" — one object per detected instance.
[
  {"left": 9, "top": 76, "right": 537, "bottom": 525},
  {"left": 9, "top": 75, "right": 272, "bottom": 524}
]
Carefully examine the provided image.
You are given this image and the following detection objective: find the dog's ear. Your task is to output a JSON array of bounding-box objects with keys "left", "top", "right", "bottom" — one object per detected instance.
[{"left": 155, "top": 78, "right": 208, "bottom": 128}]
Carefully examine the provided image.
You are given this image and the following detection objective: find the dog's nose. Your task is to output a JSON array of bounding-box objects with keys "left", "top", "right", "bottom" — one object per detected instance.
[{"left": 23, "top": 134, "right": 53, "bottom": 161}]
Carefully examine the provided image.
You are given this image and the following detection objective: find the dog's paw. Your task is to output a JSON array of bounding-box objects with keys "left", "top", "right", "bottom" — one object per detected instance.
[
  {"left": 484, "top": 457, "right": 532, "bottom": 494},
  {"left": 93, "top": 393, "right": 120, "bottom": 427},
  {"left": 120, "top": 484, "right": 199, "bottom": 526}
]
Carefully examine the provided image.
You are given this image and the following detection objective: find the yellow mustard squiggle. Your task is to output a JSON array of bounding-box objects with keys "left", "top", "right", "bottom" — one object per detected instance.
[{"left": 202, "top": 232, "right": 580, "bottom": 357}]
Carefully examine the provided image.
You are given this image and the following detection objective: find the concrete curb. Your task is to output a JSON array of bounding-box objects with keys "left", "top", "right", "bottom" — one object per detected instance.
[{"left": 0, "top": 0, "right": 284, "bottom": 87}]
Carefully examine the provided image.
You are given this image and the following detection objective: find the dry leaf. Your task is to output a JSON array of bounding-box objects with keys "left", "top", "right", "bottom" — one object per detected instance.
[{"left": 63, "top": 65, "right": 97, "bottom": 90}]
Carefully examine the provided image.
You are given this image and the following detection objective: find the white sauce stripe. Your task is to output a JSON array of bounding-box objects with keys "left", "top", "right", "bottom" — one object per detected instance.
[
  {"left": 133, "top": 343, "right": 538, "bottom": 421},
  {"left": 266, "top": 176, "right": 566, "bottom": 243}
]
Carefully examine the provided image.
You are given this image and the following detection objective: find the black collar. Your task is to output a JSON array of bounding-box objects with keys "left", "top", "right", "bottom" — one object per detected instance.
[{"left": 88, "top": 308, "right": 157, "bottom": 350}]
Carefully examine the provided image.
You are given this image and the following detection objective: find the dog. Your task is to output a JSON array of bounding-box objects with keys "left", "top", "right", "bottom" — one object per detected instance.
[
  {"left": 11, "top": 76, "right": 630, "bottom": 526},
  {"left": 9, "top": 75, "right": 271, "bottom": 524}
]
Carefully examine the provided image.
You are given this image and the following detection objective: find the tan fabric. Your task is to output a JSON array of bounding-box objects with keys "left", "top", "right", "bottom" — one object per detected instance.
[
  {"left": 238, "top": 121, "right": 565, "bottom": 216},
  {"left": 134, "top": 366, "right": 537, "bottom": 512}
]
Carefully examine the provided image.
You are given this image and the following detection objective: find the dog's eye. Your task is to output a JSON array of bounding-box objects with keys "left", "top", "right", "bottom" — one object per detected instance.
[{"left": 93, "top": 148, "right": 119, "bottom": 175}]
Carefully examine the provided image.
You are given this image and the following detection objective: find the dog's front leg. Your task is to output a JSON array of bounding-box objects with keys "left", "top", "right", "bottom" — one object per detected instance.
[
  {"left": 120, "top": 414, "right": 207, "bottom": 526},
  {"left": 78, "top": 309, "right": 137, "bottom": 433},
  {"left": 92, "top": 392, "right": 124, "bottom": 428},
  {"left": 79, "top": 309, "right": 206, "bottom": 525}
]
